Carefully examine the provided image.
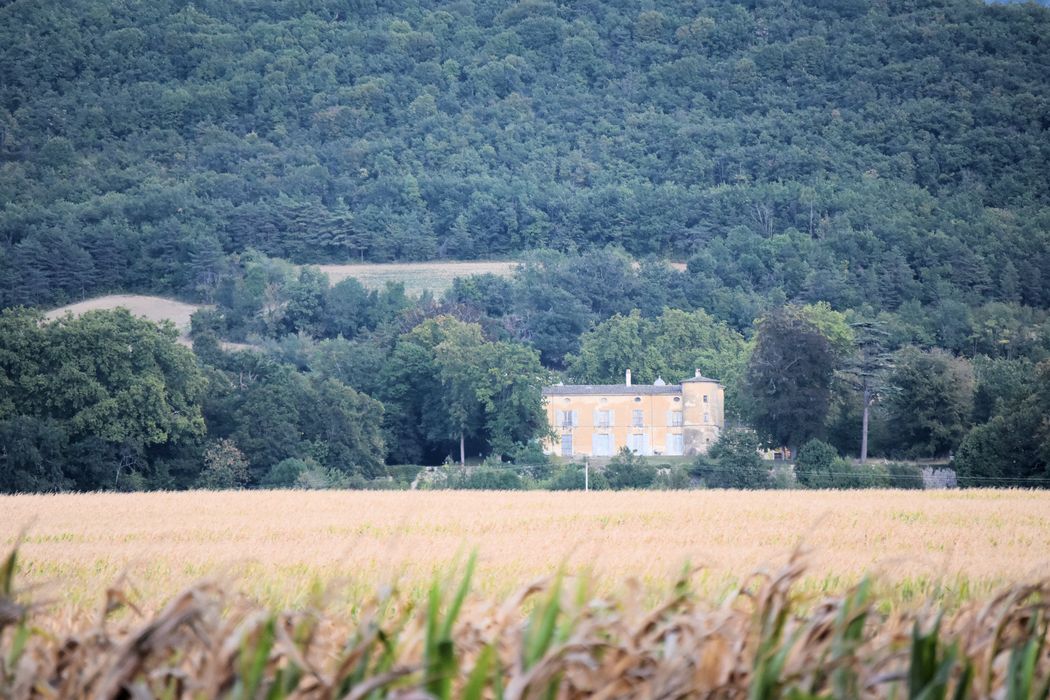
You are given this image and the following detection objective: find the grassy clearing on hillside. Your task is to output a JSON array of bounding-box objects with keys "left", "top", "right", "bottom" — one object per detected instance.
[
  {"left": 2, "top": 490, "right": 1047, "bottom": 614},
  {"left": 44, "top": 295, "right": 256, "bottom": 351},
  {"left": 315, "top": 261, "right": 518, "bottom": 295},
  {"left": 45, "top": 295, "right": 202, "bottom": 337}
]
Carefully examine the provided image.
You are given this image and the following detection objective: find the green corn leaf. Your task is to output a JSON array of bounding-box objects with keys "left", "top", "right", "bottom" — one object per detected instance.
[
  {"left": 525, "top": 572, "right": 562, "bottom": 669},
  {"left": 440, "top": 551, "right": 476, "bottom": 641},
  {"left": 951, "top": 660, "right": 973, "bottom": 700},
  {"left": 425, "top": 580, "right": 441, "bottom": 655},
  {"left": 0, "top": 548, "right": 16, "bottom": 598},
  {"left": 160, "top": 677, "right": 178, "bottom": 700},
  {"left": 493, "top": 653, "right": 505, "bottom": 700},
  {"left": 264, "top": 667, "right": 287, "bottom": 700},
  {"left": 1005, "top": 611, "right": 1048, "bottom": 700},
  {"left": 239, "top": 617, "right": 276, "bottom": 700},
  {"left": 5, "top": 623, "right": 30, "bottom": 677},
  {"left": 463, "top": 645, "right": 494, "bottom": 700}
]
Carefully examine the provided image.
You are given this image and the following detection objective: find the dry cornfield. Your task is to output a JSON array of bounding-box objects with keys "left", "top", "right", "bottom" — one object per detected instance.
[
  {"left": 3, "top": 540, "right": 1050, "bottom": 699},
  {"left": 2, "top": 489, "right": 1050, "bottom": 613},
  {"left": 3, "top": 490, "right": 1050, "bottom": 698}
]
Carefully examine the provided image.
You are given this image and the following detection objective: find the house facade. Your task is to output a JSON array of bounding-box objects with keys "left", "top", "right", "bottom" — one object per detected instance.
[{"left": 542, "top": 369, "right": 725, "bottom": 458}]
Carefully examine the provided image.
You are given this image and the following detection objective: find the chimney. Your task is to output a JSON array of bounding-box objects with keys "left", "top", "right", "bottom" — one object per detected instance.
[
  {"left": 625, "top": 368, "right": 632, "bottom": 386},
  {"left": 694, "top": 369, "right": 703, "bottom": 378}
]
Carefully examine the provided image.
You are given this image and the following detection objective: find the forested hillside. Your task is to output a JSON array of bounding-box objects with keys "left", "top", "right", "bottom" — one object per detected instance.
[
  {"left": 3, "top": 0, "right": 1050, "bottom": 491},
  {"left": 1, "top": 0, "right": 1049, "bottom": 310}
]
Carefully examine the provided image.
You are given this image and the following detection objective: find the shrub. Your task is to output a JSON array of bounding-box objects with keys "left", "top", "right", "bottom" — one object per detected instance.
[
  {"left": 846, "top": 463, "right": 891, "bottom": 489},
  {"left": 197, "top": 439, "right": 250, "bottom": 490},
  {"left": 296, "top": 464, "right": 352, "bottom": 489},
  {"left": 698, "top": 429, "right": 771, "bottom": 489},
  {"left": 794, "top": 439, "right": 841, "bottom": 488},
  {"left": 508, "top": 441, "right": 551, "bottom": 467},
  {"left": 453, "top": 468, "right": 523, "bottom": 490},
  {"left": 605, "top": 448, "right": 657, "bottom": 489},
  {"left": 261, "top": 457, "right": 315, "bottom": 488},
  {"left": 797, "top": 442, "right": 896, "bottom": 488},
  {"left": 652, "top": 466, "right": 692, "bottom": 490},
  {"left": 886, "top": 462, "right": 923, "bottom": 489},
  {"left": 387, "top": 464, "right": 424, "bottom": 487},
  {"left": 769, "top": 463, "right": 797, "bottom": 489},
  {"left": 544, "top": 464, "right": 609, "bottom": 491}
]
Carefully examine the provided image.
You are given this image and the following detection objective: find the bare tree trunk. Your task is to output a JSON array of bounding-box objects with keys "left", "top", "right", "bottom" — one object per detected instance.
[
  {"left": 460, "top": 432, "right": 466, "bottom": 467},
  {"left": 860, "top": 384, "right": 871, "bottom": 463}
]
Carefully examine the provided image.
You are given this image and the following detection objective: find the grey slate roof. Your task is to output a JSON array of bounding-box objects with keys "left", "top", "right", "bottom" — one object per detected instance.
[
  {"left": 681, "top": 375, "right": 724, "bottom": 385},
  {"left": 542, "top": 384, "right": 683, "bottom": 396}
]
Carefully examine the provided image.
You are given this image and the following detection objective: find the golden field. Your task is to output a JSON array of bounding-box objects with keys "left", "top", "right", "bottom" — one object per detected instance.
[
  {"left": 314, "top": 260, "right": 518, "bottom": 295},
  {"left": 2, "top": 489, "right": 1049, "bottom": 614}
]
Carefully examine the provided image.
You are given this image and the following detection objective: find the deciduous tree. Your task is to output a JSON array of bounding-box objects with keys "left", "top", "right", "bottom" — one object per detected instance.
[
  {"left": 744, "top": 306, "right": 837, "bottom": 457},
  {"left": 885, "top": 348, "right": 974, "bottom": 458}
]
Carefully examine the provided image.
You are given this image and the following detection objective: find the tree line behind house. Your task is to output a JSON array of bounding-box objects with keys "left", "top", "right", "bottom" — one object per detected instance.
[
  {"left": 2, "top": 250, "right": 1048, "bottom": 492},
  {"left": 2, "top": 0, "right": 1050, "bottom": 489}
]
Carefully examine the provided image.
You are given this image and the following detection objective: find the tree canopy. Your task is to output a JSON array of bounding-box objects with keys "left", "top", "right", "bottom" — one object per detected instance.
[
  {"left": 0, "top": 308, "right": 207, "bottom": 490},
  {"left": 3, "top": 0, "right": 1050, "bottom": 490},
  {"left": 1, "top": 0, "right": 1049, "bottom": 320}
]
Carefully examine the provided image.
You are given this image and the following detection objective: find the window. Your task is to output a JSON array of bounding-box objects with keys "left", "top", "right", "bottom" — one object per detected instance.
[
  {"left": 633, "top": 396, "right": 642, "bottom": 403},
  {"left": 628, "top": 433, "right": 649, "bottom": 454},
  {"left": 595, "top": 410, "right": 612, "bottom": 428},
  {"left": 670, "top": 411, "right": 683, "bottom": 427},
  {"left": 703, "top": 394, "right": 709, "bottom": 403},
  {"left": 555, "top": 410, "right": 578, "bottom": 427},
  {"left": 673, "top": 396, "right": 681, "bottom": 403},
  {"left": 631, "top": 409, "right": 644, "bottom": 427},
  {"left": 704, "top": 412, "right": 710, "bottom": 424},
  {"left": 666, "top": 433, "right": 684, "bottom": 456},
  {"left": 560, "top": 433, "right": 573, "bottom": 457},
  {"left": 592, "top": 433, "right": 613, "bottom": 456}
]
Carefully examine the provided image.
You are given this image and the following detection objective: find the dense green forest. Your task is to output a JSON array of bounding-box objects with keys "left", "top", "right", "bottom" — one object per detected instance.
[
  {"left": 2, "top": 0, "right": 1050, "bottom": 308},
  {"left": 2, "top": 0, "right": 1050, "bottom": 491}
]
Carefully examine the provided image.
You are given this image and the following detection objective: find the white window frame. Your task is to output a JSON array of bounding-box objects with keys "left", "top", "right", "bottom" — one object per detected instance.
[
  {"left": 666, "top": 433, "right": 684, "bottom": 456},
  {"left": 560, "top": 433, "right": 573, "bottom": 457},
  {"left": 592, "top": 433, "right": 613, "bottom": 456}
]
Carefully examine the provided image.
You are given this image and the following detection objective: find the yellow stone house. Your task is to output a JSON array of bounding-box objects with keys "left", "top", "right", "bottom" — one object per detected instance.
[{"left": 542, "top": 370, "right": 725, "bottom": 458}]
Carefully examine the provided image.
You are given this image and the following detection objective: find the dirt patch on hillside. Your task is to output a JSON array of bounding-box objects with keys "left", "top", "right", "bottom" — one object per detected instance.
[
  {"left": 46, "top": 295, "right": 257, "bottom": 352},
  {"left": 46, "top": 295, "right": 203, "bottom": 334}
]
